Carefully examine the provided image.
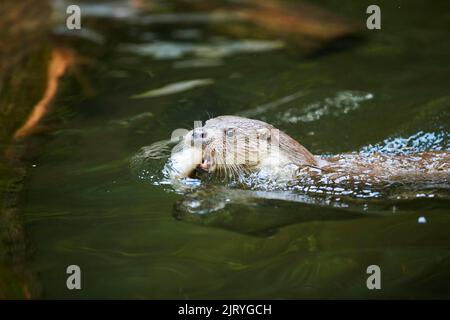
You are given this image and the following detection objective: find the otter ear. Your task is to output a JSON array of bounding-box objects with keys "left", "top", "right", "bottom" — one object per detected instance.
[{"left": 257, "top": 128, "right": 271, "bottom": 141}]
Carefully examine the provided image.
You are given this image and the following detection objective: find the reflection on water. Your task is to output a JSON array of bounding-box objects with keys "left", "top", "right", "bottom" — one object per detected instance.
[
  {"left": 53, "top": 0, "right": 140, "bottom": 20},
  {"left": 279, "top": 91, "right": 374, "bottom": 123},
  {"left": 17, "top": 0, "right": 450, "bottom": 298},
  {"left": 131, "top": 79, "right": 214, "bottom": 98},
  {"left": 174, "top": 58, "right": 223, "bottom": 69},
  {"left": 120, "top": 39, "right": 285, "bottom": 60},
  {"left": 53, "top": 26, "right": 106, "bottom": 44}
]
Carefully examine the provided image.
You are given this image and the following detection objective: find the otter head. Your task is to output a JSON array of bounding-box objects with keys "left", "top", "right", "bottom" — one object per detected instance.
[{"left": 169, "top": 115, "right": 317, "bottom": 179}]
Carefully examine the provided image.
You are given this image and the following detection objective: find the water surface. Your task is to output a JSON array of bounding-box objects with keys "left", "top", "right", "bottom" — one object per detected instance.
[{"left": 21, "top": 0, "right": 450, "bottom": 298}]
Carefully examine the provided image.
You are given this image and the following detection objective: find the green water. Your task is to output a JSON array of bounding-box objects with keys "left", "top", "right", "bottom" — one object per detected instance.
[{"left": 20, "top": 0, "right": 450, "bottom": 298}]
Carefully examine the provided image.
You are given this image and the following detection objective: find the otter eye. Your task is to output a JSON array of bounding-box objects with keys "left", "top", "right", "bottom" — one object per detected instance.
[
  {"left": 193, "top": 129, "right": 203, "bottom": 140},
  {"left": 226, "top": 128, "right": 234, "bottom": 138}
]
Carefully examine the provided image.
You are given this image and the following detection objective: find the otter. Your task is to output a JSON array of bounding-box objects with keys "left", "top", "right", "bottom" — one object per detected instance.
[{"left": 168, "top": 115, "right": 449, "bottom": 186}]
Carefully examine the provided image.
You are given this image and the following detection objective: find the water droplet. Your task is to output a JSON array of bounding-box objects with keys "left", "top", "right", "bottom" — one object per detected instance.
[{"left": 418, "top": 216, "right": 427, "bottom": 224}]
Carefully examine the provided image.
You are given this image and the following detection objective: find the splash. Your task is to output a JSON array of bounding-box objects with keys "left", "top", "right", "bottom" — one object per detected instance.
[
  {"left": 130, "top": 139, "right": 174, "bottom": 185},
  {"left": 131, "top": 129, "right": 449, "bottom": 216},
  {"left": 361, "top": 130, "right": 449, "bottom": 156}
]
